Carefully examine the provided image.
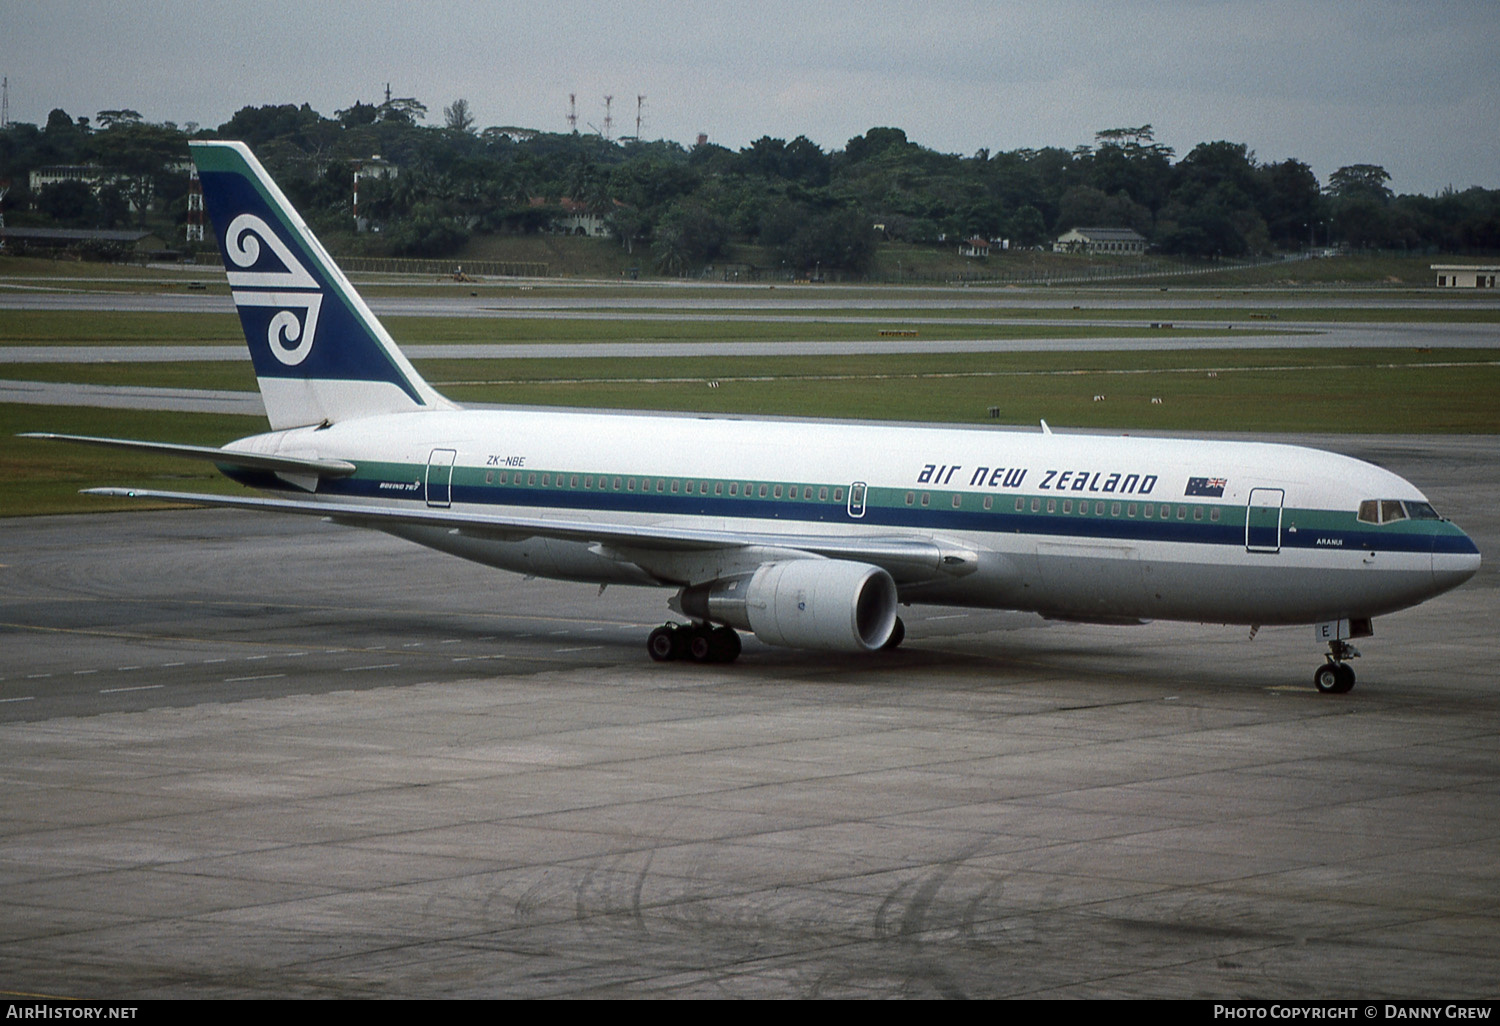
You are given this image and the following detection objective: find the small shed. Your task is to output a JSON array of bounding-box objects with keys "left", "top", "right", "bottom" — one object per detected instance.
[{"left": 1432, "top": 264, "right": 1499, "bottom": 288}]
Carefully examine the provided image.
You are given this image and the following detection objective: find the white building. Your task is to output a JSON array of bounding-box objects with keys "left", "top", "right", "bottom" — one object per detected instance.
[
  {"left": 1432, "top": 264, "right": 1499, "bottom": 288},
  {"left": 1053, "top": 226, "right": 1147, "bottom": 256}
]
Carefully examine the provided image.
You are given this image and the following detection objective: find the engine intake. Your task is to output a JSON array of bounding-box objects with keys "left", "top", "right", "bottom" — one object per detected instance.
[{"left": 678, "top": 559, "right": 898, "bottom": 653}]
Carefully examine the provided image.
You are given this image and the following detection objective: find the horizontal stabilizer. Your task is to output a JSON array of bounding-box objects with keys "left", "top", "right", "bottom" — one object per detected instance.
[{"left": 23, "top": 433, "right": 356, "bottom": 477}]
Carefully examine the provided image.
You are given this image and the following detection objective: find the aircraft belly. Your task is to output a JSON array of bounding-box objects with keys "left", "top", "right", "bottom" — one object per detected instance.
[
  {"left": 1131, "top": 546, "right": 1439, "bottom": 623},
  {"left": 380, "top": 524, "right": 655, "bottom": 585},
  {"left": 917, "top": 535, "right": 1444, "bottom": 625}
]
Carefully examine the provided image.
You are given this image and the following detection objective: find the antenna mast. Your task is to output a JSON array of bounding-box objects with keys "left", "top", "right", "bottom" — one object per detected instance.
[
  {"left": 1, "top": 77, "right": 9, "bottom": 129},
  {"left": 602, "top": 95, "right": 613, "bottom": 141},
  {"left": 566, "top": 93, "right": 578, "bottom": 133},
  {"left": 634, "top": 94, "right": 645, "bottom": 140}
]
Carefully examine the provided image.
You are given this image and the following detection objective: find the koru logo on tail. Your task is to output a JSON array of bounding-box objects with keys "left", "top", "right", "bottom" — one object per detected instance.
[{"left": 223, "top": 214, "right": 323, "bottom": 367}]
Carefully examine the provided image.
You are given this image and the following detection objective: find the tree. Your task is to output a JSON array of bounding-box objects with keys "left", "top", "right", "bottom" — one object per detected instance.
[
  {"left": 651, "top": 201, "right": 727, "bottom": 275},
  {"left": 336, "top": 101, "right": 379, "bottom": 128},
  {"left": 1327, "top": 164, "right": 1392, "bottom": 202},
  {"left": 37, "top": 179, "right": 101, "bottom": 226},
  {"left": 444, "top": 99, "right": 475, "bottom": 134},
  {"left": 1258, "top": 158, "right": 1324, "bottom": 248},
  {"left": 378, "top": 97, "right": 428, "bottom": 125},
  {"left": 95, "top": 109, "right": 143, "bottom": 130},
  {"left": 843, "top": 127, "right": 910, "bottom": 163}
]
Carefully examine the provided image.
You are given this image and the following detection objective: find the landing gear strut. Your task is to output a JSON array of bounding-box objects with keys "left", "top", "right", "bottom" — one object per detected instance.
[
  {"left": 646, "top": 622, "right": 741, "bottom": 664},
  {"left": 1313, "top": 639, "right": 1359, "bottom": 694}
]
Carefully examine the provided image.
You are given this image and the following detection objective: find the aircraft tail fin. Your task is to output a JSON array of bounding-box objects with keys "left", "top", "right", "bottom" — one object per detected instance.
[{"left": 191, "top": 141, "right": 455, "bottom": 430}]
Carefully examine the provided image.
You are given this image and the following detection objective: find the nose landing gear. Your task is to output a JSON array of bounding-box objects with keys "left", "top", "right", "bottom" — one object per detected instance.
[{"left": 1313, "top": 639, "right": 1359, "bottom": 694}]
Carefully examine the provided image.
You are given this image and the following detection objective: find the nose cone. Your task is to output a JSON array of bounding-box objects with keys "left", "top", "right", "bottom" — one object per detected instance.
[{"left": 1433, "top": 528, "right": 1482, "bottom": 595}]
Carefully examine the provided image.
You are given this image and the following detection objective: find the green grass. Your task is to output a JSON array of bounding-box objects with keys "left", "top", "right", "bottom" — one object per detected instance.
[
  {"left": 429, "top": 349, "right": 1500, "bottom": 434},
  {"left": 0, "top": 311, "right": 243, "bottom": 344},
  {"left": 0, "top": 309, "right": 1294, "bottom": 349}
]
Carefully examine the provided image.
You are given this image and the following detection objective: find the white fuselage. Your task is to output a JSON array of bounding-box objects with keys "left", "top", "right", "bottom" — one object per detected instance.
[{"left": 230, "top": 407, "right": 1480, "bottom": 628}]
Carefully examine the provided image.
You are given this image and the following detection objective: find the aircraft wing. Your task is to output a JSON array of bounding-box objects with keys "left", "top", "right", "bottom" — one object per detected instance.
[
  {"left": 21, "top": 434, "right": 357, "bottom": 477},
  {"left": 83, "top": 487, "right": 977, "bottom": 583}
]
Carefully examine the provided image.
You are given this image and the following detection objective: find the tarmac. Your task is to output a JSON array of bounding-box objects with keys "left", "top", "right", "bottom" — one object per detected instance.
[{"left": 0, "top": 434, "right": 1495, "bottom": 998}]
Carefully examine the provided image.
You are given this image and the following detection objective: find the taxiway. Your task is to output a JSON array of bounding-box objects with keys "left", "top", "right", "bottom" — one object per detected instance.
[{"left": 0, "top": 433, "right": 1495, "bottom": 997}]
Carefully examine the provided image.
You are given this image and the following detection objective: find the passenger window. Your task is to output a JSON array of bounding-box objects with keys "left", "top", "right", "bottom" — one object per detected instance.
[
  {"left": 1015, "top": 497, "right": 1025, "bottom": 512},
  {"left": 834, "top": 488, "right": 844, "bottom": 502},
  {"left": 1112, "top": 502, "right": 1122, "bottom": 516},
  {"left": 818, "top": 487, "right": 828, "bottom": 501},
  {"left": 952, "top": 494, "right": 962, "bottom": 508},
  {"left": 570, "top": 475, "right": 578, "bottom": 488},
  {"left": 1094, "top": 502, "right": 1104, "bottom": 515},
  {"left": 1031, "top": 498, "right": 1041, "bottom": 513},
  {"left": 921, "top": 493, "right": 930, "bottom": 507},
  {"left": 905, "top": 492, "right": 914, "bottom": 506},
  {"left": 1062, "top": 499, "right": 1072, "bottom": 514},
  {"left": 1210, "top": 507, "right": 1221, "bottom": 522},
  {"left": 983, "top": 495, "right": 993, "bottom": 510},
  {"left": 1046, "top": 499, "right": 1056, "bottom": 514}
]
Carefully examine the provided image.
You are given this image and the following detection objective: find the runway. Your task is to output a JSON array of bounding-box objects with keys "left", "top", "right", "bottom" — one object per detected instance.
[{"left": 1, "top": 434, "right": 1495, "bottom": 997}]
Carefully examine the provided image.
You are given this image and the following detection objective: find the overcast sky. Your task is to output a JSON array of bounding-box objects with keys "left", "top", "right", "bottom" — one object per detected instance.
[{"left": 4, "top": 1, "right": 1496, "bottom": 195}]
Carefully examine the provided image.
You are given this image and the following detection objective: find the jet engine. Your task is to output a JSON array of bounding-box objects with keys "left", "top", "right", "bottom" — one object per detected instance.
[{"left": 677, "top": 559, "right": 899, "bottom": 652}]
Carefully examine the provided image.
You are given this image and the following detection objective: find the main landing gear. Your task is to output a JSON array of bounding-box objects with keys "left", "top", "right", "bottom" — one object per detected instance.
[
  {"left": 647, "top": 622, "right": 743, "bottom": 664},
  {"left": 1313, "top": 639, "right": 1359, "bottom": 694}
]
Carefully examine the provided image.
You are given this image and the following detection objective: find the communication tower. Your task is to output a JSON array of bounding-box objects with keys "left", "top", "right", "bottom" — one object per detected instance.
[
  {"left": 567, "top": 93, "right": 577, "bottom": 133},
  {"left": 634, "top": 95, "right": 645, "bottom": 139},
  {"left": 1, "top": 77, "right": 8, "bottom": 129},
  {"left": 184, "top": 167, "right": 204, "bottom": 243},
  {"left": 602, "top": 95, "right": 613, "bottom": 140}
]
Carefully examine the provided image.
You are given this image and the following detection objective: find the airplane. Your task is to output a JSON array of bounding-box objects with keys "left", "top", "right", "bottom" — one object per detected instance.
[{"left": 25, "top": 141, "right": 1481, "bottom": 693}]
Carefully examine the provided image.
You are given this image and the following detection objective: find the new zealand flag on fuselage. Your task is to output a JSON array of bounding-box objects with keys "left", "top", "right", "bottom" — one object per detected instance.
[{"left": 1185, "top": 476, "right": 1227, "bottom": 497}]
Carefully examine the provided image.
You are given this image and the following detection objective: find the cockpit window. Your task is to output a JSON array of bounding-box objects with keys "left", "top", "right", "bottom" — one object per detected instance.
[{"left": 1358, "top": 499, "right": 1441, "bottom": 524}]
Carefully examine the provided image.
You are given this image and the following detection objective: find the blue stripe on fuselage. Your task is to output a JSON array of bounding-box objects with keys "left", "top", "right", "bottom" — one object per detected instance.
[{"left": 296, "top": 474, "right": 1472, "bottom": 555}]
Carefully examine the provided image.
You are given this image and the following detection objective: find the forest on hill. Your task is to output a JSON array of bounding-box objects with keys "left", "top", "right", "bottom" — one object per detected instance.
[{"left": 3, "top": 97, "right": 1498, "bottom": 274}]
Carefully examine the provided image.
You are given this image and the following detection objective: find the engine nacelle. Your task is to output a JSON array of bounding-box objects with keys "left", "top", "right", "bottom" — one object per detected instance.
[{"left": 678, "top": 559, "right": 898, "bottom": 653}]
